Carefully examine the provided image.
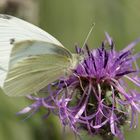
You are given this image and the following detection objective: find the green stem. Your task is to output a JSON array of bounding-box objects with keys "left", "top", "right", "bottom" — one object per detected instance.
[{"left": 101, "top": 135, "right": 114, "bottom": 140}]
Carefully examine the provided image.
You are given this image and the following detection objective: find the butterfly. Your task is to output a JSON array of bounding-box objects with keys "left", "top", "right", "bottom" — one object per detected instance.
[{"left": 0, "top": 14, "right": 81, "bottom": 96}]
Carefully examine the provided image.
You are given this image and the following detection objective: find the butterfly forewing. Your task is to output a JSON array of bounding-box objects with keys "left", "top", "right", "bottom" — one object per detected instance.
[
  {"left": 0, "top": 14, "right": 64, "bottom": 86},
  {"left": 10, "top": 40, "right": 72, "bottom": 66},
  {"left": 0, "top": 14, "right": 78, "bottom": 96}
]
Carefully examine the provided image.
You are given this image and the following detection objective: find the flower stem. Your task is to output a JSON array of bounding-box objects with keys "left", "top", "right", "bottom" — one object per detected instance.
[{"left": 101, "top": 135, "right": 114, "bottom": 140}]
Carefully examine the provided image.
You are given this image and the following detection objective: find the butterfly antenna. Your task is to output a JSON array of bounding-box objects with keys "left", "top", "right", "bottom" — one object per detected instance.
[{"left": 81, "top": 23, "right": 95, "bottom": 50}]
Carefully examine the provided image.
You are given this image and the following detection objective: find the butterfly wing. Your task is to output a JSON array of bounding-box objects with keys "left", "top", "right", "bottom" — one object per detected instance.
[
  {"left": 3, "top": 40, "right": 74, "bottom": 96},
  {"left": 0, "top": 14, "right": 64, "bottom": 86}
]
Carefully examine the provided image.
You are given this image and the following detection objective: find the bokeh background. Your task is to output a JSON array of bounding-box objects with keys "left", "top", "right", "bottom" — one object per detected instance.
[{"left": 0, "top": 0, "right": 140, "bottom": 140}]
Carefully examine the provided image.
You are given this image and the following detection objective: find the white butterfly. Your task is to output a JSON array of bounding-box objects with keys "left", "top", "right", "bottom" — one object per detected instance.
[{"left": 0, "top": 14, "right": 79, "bottom": 96}]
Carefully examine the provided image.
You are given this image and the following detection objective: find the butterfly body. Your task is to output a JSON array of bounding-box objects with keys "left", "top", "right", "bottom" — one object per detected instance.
[{"left": 0, "top": 14, "right": 80, "bottom": 96}]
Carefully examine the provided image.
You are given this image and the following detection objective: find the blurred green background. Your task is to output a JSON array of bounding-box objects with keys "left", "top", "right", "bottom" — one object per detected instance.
[{"left": 0, "top": 0, "right": 140, "bottom": 140}]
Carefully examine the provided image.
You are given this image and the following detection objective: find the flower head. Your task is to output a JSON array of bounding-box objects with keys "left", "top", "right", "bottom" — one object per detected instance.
[{"left": 19, "top": 33, "right": 140, "bottom": 140}]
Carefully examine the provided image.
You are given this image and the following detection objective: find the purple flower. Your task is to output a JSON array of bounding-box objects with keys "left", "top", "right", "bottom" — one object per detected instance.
[{"left": 19, "top": 33, "right": 140, "bottom": 140}]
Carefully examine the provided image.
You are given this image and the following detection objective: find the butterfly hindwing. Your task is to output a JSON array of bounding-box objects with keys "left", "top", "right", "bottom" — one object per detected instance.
[{"left": 3, "top": 40, "right": 73, "bottom": 96}]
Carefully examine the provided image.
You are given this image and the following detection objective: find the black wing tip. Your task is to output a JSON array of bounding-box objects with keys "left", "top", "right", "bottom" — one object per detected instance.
[{"left": 0, "top": 14, "right": 12, "bottom": 19}]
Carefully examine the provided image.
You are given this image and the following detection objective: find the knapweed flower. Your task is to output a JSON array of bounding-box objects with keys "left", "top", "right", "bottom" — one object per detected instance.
[{"left": 19, "top": 33, "right": 140, "bottom": 140}]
